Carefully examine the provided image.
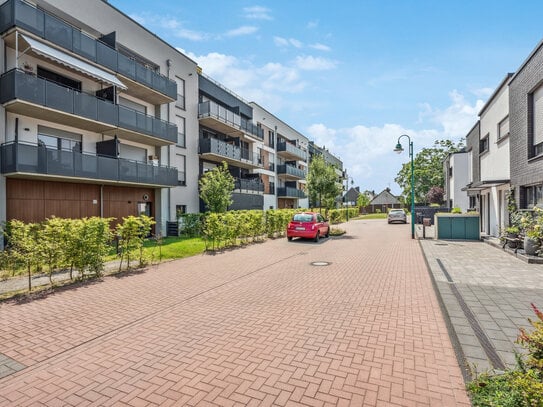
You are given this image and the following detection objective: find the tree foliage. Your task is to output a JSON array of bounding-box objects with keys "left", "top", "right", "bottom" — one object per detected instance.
[
  {"left": 394, "top": 139, "right": 464, "bottom": 205},
  {"left": 307, "top": 155, "right": 342, "bottom": 211},
  {"left": 199, "top": 161, "right": 235, "bottom": 213},
  {"left": 425, "top": 186, "right": 444, "bottom": 205},
  {"left": 356, "top": 193, "right": 371, "bottom": 208}
]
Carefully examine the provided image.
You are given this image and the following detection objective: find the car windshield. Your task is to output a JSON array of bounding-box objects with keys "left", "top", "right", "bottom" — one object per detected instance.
[
  {"left": 293, "top": 214, "right": 314, "bottom": 222},
  {"left": 390, "top": 210, "right": 404, "bottom": 214}
]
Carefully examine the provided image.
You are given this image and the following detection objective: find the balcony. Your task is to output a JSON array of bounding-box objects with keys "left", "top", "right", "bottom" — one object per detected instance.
[
  {"left": 0, "top": 0, "right": 176, "bottom": 104},
  {"left": 199, "top": 138, "right": 261, "bottom": 170},
  {"left": 198, "top": 100, "right": 263, "bottom": 140},
  {"left": 276, "top": 140, "right": 307, "bottom": 161},
  {"left": 234, "top": 178, "right": 264, "bottom": 194},
  {"left": 277, "top": 187, "right": 306, "bottom": 199},
  {"left": 0, "top": 69, "right": 177, "bottom": 146},
  {"left": 277, "top": 164, "right": 306, "bottom": 180},
  {"left": 0, "top": 141, "right": 178, "bottom": 187}
]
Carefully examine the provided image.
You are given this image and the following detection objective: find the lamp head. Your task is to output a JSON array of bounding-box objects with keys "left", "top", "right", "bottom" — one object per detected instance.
[{"left": 394, "top": 143, "right": 404, "bottom": 153}]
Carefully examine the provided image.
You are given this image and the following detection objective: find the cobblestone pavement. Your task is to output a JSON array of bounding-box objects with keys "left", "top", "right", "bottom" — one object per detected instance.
[
  {"left": 0, "top": 220, "right": 469, "bottom": 406},
  {"left": 420, "top": 238, "right": 543, "bottom": 375}
]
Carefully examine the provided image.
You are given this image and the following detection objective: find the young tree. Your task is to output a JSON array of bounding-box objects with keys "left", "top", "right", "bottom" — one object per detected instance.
[
  {"left": 199, "top": 161, "right": 235, "bottom": 213},
  {"left": 307, "top": 155, "right": 343, "bottom": 212},
  {"left": 356, "top": 193, "right": 371, "bottom": 209},
  {"left": 395, "top": 139, "right": 464, "bottom": 206}
]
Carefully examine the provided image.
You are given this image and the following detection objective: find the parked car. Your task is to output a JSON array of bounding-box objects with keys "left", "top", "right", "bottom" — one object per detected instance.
[
  {"left": 387, "top": 209, "right": 407, "bottom": 224},
  {"left": 287, "top": 212, "right": 330, "bottom": 242}
]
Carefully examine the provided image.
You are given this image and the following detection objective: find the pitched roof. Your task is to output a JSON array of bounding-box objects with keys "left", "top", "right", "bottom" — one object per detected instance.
[{"left": 370, "top": 189, "right": 401, "bottom": 205}]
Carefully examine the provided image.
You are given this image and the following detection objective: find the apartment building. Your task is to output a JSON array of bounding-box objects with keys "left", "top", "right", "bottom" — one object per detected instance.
[
  {"left": 0, "top": 0, "right": 199, "bottom": 234},
  {"left": 250, "top": 102, "right": 309, "bottom": 209}
]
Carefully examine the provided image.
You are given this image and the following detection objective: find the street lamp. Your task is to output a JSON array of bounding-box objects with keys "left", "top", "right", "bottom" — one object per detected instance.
[{"left": 394, "top": 135, "right": 415, "bottom": 239}]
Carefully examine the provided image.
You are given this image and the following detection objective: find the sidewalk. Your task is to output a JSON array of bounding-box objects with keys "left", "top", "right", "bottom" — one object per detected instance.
[{"left": 417, "top": 230, "right": 543, "bottom": 377}]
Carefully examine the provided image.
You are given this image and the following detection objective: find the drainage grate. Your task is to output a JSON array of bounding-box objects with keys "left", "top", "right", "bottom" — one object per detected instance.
[
  {"left": 436, "top": 259, "right": 506, "bottom": 371},
  {"left": 311, "top": 261, "right": 330, "bottom": 266}
]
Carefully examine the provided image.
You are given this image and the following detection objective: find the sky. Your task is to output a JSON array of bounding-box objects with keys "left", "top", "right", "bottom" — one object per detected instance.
[{"left": 110, "top": 0, "right": 543, "bottom": 195}]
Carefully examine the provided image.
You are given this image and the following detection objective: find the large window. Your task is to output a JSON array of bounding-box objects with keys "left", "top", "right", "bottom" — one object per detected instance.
[
  {"left": 498, "top": 115, "right": 510, "bottom": 140},
  {"left": 37, "top": 125, "right": 82, "bottom": 152},
  {"left": 175, "top": 76, "right": 185, "bottom": 110},
  {"left": 533, "top": 86, "right": 543, "bottom": 156},
  {"left": 525, "top": 184, "right": 543, "bottom": 208},
  {"left": 176, "top": 154, "right": 186, "bottom": 186},
  {"left": 176, "top": 115, "right": 186, "bottom": 147},
  {"left": 37, "top": 66, "right": 81, "bottom": 91},
  {"left": 479, "top": 134, "right": 489, "bottom": 154}
]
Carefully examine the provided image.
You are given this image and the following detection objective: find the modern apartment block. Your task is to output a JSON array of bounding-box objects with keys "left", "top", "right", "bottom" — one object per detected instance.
[
  {"left": 0, "top": 0, "right": 200, "bottom": 234},
  {"left": 250, "top": 102, "right": 309, "bottom": 209}
]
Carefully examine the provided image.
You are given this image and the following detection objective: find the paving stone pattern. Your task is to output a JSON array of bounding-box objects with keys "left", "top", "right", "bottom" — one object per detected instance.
[
  {"left": 0, "top": 220, "right": 469, "bottom": 406},
  {"left": 420, "top": 239, "right": 543, "bottom": 373}
]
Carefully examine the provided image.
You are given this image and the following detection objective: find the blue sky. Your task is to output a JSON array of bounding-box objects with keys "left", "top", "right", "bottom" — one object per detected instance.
[{"left": 110, "top": 0, "right": 543, "bottom": 195}]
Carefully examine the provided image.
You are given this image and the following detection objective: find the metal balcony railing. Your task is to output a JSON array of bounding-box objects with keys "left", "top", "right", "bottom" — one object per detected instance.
[
  {"left": 0, "top": 69, "right": 177, "bottom": 143},
  {"left": 234, "top": 178, "right": 264, "bottom": 193},
  {"left": 0, "top": 0, "right": 177, "bottom": 99},
  {"left": 276, "top": 164, "right": 307, "bottom": 179},
  {"left": 276, "top": 187, "right": 306, "bottom": 198},
  {"left": 0, "top": 141, "right": 178, "bottom": 186},
  {"left": 199, "top": 137, "right": 261, "bottom": 167},
  {"left": 276, "top": 140, "right": 307, "bottom": 161},
  {"left": 198, "top": 100, "right": 264, "bottom": 139}
]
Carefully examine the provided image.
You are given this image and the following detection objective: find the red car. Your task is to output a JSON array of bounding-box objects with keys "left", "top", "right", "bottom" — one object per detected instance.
[{"left": 287, "top": 212, "right": 330, "bottom": 242}]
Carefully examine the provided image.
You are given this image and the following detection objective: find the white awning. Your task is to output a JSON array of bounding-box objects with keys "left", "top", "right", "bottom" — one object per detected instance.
[{"left": 20, "top": 34, "right": 127, "bottom": 90}]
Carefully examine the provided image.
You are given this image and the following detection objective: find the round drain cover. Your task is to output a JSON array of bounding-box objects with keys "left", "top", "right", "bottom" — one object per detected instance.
[{"left": 311, "top": 261, "right": 330, "bottom": 266}]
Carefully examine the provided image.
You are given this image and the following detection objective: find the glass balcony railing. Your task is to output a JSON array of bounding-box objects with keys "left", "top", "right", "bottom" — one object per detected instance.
[
  {"left": 234, "top": 178, "right": 264, "bottom": 193},
  {"left": 199, "top": 137, "right": 261, "bottom": 167},
  {"left": 0, "top": 141, "right": 178, "bottom": 186},
  {"left": 0, "top": 69, "right": 177, "bottom": 143},
  {"left": 277, "top": 187, "right": 306, "bottom": 198},
  {"left": 0, "top": 0, "right": 177, "bottom": 99},
  {"left": 276, "top": 164, "right": 307, "bottom": 179},
  {"left": 198, "top": 100, "right": 264, "bottom": 140},
  {"left": 276, "top": 140, "right": 308, "bottom": 161}
]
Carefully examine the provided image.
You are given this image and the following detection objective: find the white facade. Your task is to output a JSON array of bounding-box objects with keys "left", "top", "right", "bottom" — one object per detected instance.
[
  {"left": 478, "top": 75, "right": 511, "bottom": 237},
  {"left": 445, "top": 152, "right": 470, "bottom": 212}
]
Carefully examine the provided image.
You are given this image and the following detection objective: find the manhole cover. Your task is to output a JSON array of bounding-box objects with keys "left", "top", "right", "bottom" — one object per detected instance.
[{"left": 311, "top": 261, "right": 330, "bottom": 266}]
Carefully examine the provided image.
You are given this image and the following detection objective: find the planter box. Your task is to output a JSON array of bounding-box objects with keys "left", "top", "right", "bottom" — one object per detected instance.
[{"left": 435, "top": 213, "right": 480, "bottom": 240}]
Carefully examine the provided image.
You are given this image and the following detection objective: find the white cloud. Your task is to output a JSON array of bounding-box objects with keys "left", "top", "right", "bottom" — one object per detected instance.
[
  {"left": 243, "top": 6, "right": 273, "bottom": 20},
  {"left": 307, "top": 20, "right": 319, "bottom": 29},
  {"left": 128, "top": 13, "right": 209, "bottom": 41},
  {"left": 306, "top": 91, "right": 480, "bottom": 194},
  {"left": 274, "top": 36, "right": 303, "bottom": 48},
  {"left": 295, "top": 55, "right": 338, "bottom": 71},
  {"left": 310, "top": 43, "right": 331, "bottom": 52},
  {"left": 224, "top": 25, "right": 259, "bottom": 37}
]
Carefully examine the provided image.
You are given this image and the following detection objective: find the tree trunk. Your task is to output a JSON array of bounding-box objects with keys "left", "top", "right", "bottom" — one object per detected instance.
[{"left": 27, "top": 264, "right": 32, "bottom": 292}]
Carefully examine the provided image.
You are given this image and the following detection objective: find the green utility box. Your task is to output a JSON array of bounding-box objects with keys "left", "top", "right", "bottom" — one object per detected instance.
[{"left": 435, "top": 213, "right": 480, "bottom": 240}]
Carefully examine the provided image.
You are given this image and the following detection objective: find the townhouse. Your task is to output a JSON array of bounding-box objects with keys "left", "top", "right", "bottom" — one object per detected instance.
[
  {"left": 443, "top": 149, "right": 470, "bottom": 212},
  {"left": 0, "top": 0, "right": 199, "bottom": 234}
]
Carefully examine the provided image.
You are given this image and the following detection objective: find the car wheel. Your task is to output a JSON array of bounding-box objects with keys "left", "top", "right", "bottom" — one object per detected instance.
[
  {"left": 314, "top": 232, "right": 320, "bottom": 242},
  {"left": 287, "top": 236, "right": 293, "bottom": 241},
  {"left": 325, "top": 228, "right": 330, "bottom": 238}
]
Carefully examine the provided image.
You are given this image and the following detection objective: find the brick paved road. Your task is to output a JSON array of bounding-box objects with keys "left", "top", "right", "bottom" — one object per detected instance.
[{"left": 0, "top": 220, "right": 469, "bottom": 406}]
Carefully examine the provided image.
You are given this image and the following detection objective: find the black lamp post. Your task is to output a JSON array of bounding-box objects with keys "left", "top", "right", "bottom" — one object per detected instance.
[{"left": 394, "top": 135, "right": 415, "bottom": 239}]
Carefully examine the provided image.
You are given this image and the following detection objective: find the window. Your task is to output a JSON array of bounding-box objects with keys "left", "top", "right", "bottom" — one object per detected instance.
[
  {"left": 479, "top": 134, "right": 489, "bottom": 154},
  {"left": 37, "top": 125, "right": 82, "bottom": 152},
  {"left": 175, "top": 76, "right": 185, "bottom": 110},
  {"left": 176, "top": 115, "right": 186, "bottom": 147},
  {"left": 37, "top": 66, "right": 81, "bottom": 91},
  {"left": 533, "top": 86, "right": 543, "bottom": 157},
  {"left": 469, "top": 196, "right": 477, "bottom": 210},
  {"left": 176, "top": 154, "right": 186, "bottom": 186},
  {"left": 268, "top": 130, "right": 274, "bottom": 148},
  {"left": 498, "top": 115, "right": 510, "bottom": 140},
  {"left": 119, "top": 96, "right": 146, "bottom": 114},
  {"left": 119, "top": 143, "right": 146, "bottom": 162},
  {"left": 525, "top": 185, "right": 543, "bottom": 208}
]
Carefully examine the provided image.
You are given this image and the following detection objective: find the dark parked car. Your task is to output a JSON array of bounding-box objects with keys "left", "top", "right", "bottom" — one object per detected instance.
[
  {"left": 287, "top": 212, "right": 330, "bottom": 242},
  {"left": 387, "top": 209, "right": 407, "bottom": 224}
]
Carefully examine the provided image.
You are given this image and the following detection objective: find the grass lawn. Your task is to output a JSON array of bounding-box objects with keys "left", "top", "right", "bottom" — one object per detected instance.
[
  {"left": 357, "top": 213, "right": 388, "bottom": 219},
  {"left": 107, "top": 236, "right": 206, "bottom": 262}
]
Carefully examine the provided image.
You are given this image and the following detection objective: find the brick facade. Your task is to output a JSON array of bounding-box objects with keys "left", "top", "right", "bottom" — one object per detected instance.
[{"left": 509, "top": 40, "right": 543, "bottom": 208}]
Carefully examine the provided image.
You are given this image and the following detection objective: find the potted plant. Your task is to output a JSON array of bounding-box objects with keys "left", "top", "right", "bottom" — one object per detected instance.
[
  {"left": 524, "top": 228, "right": 540, "bottom": 256},
  {"left": 504, "top": 225, "right": 520, "bottom": 249}
]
